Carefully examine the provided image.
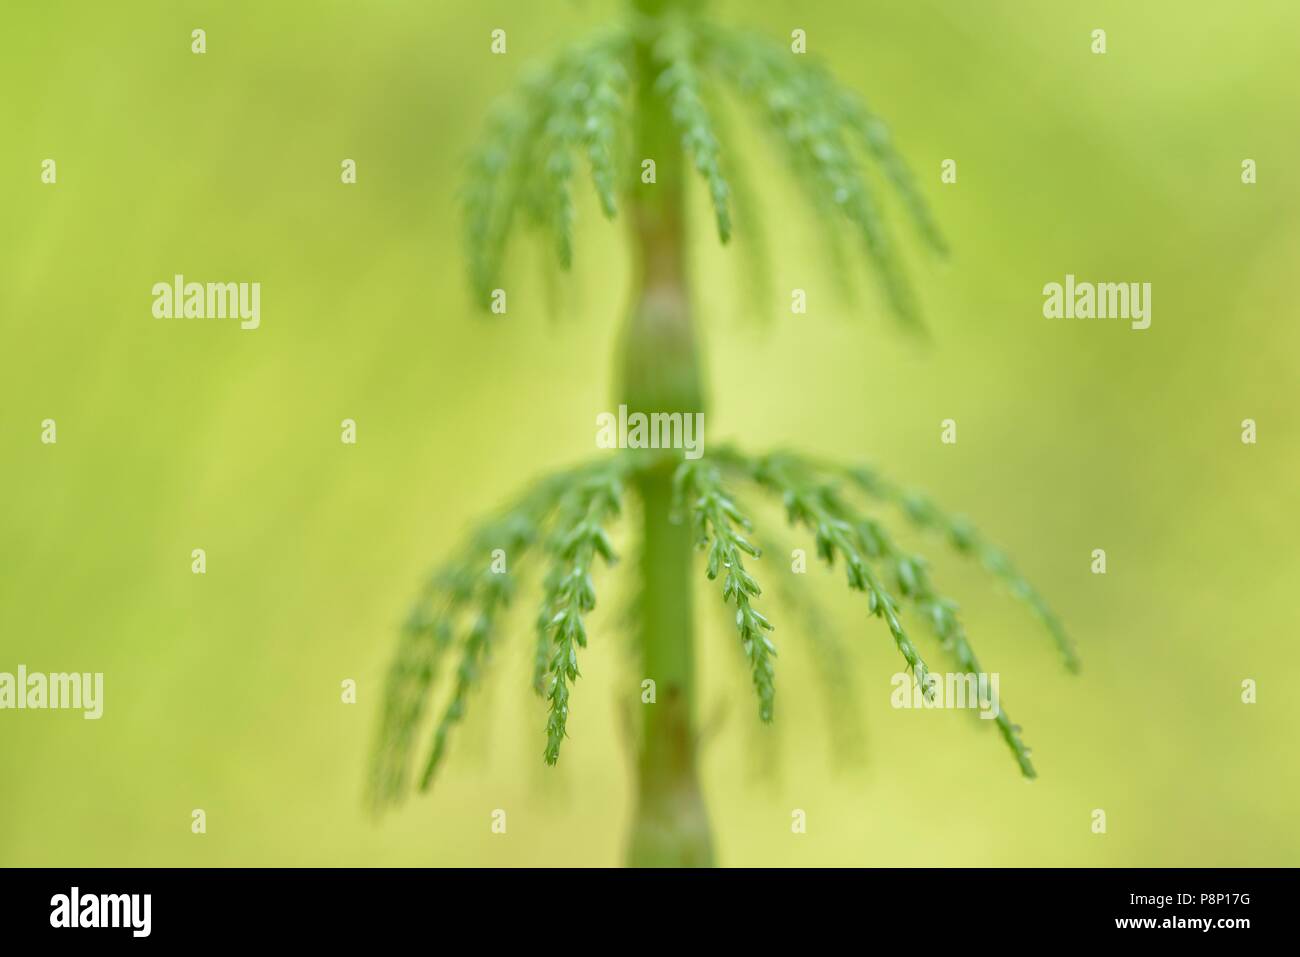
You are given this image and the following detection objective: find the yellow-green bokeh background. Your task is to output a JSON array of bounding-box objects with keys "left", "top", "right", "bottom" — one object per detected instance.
[{"left": 2, "top": 0, "right": 1297, "bottom": 866}]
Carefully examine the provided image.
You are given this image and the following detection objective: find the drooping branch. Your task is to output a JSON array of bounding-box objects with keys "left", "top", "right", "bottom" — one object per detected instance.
[
  {"left": 714, "top": 447, "right": 1073, "bottom": 777},
  {"left": 463, "top": 31, "right": 633, "bottom": 299},
  {"left": 654, "top": 23, "right": 732, "bottom": 243},
  {"left": 703, "top": 24, "right": 943, "bottom": 330},
  {"left": 370, "top": 460, "right": 621, "bottom": 808},
  {"left": 838, "top": 464, "right": 1080, "bottom": 672},
  {"left": 579, "top": 44, "right": 632, "bottom": 220},
  {"left": 535, "top": 465, "right": 628, "bottom": 765},
  {"left": 731, "top": 451, "right": 933, "bottom": 690},
  {"left": 847, "top": 506, "right": 1036, "bottom": 777},
  {"left": 674, "top": 459, "right": 776, "bottom": 721},
  {"left": 371, "top": 470, "right": 573, "bottom": 807},
  {"left": 749, "top": 519, "right": 867, "bottom": 763}
]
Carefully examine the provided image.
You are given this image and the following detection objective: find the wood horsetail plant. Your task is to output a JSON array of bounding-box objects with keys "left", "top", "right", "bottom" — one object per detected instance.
[{"left": 372, "top": 0, "right": 1079, "bottom": 866}]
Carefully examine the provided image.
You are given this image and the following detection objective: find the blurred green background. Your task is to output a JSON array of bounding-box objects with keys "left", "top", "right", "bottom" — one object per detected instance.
[{"left": 2, "top": 0, "right": 1297, "bottom": 867}]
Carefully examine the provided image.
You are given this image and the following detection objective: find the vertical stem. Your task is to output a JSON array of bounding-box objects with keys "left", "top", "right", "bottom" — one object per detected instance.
[
  {"left": 618, "top": 37, "right": 703, "bottom": 419},
  {"left": 628, "top": 472, "right": 713, "bottom": 866},
  {"left": 621, "top": 17, "right": 713, "bottom": 867},
  {"left": 631, "top": 0, "right": 706, "bottom": 16}
]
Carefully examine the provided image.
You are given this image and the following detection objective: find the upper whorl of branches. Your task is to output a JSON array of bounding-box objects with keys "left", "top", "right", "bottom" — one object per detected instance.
[
  {"left": 700, "top": 26, "right": 944, "bottom": 330},
  {"left": 461, "top": 15, "right": 944, "bottom": 330},
  {"left": 463, "top": 31, "right": 633, "bottom": 297}
]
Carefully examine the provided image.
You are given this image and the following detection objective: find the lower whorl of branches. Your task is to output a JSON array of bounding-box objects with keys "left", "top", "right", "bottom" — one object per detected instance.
[{"left": 370, "top": 448, "right": 1075, "bottom": 809}]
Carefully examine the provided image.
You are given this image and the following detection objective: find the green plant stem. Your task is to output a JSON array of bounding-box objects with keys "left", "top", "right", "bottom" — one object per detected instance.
[
  {"left": 618, "top": 26, "right": 704, "bottom": 416},
  {"left": 631, "top": 0, "right": 706, "bottom": 16},
  {"left": 621, "top": 21, "right": 712, "bottom": 867},
  {"left": 628, "top": 468, "right": 713, "bottom": 866}
]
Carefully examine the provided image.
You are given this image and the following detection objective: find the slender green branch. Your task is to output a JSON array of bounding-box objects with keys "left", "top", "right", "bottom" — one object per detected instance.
[
  {"left": 674, "top": 460, "right": 776, "bottom": 721},
  {"left": 835, "top": 93, "right": 948, "bottom": 257},
  {"left": 751, "top": 520, "right": 866, "bottom": 762},
  {"left": 579, "top": 43, "right": 631, "bottom": 219},
  {"left": 654, "top": 24, "right": 732, "bottom": 242},
  {"left": 464, "top": 32, "right": 633, "bottom": 297},
  {"left": 536, "top": 466, "right": 628, "bottom": 764},
  {"left": 851, "top": 512, "right": 1036, "bottom": 777},
  {"left": 534, "top": 64, "right": 584, "bottom": 268},
  {"left": 840, "top": 464, "right": 1080, "bottom": 672},
  {"left": 715, "top": 447, "right": 1059, "bottom": 776},
  {"left": 531, "top": 564, "right": 564, "bottom": 695},
  {"left": 703, "top": 26, "right": 922, "bottom": 328},
  {"left": 417, "top": 579, "right": 510, "bottom": 790},
  {"left": 707, "top": 103, "right": 776, "bottom": 321},
  {"left": 372, "top": 472, "right": 571, "bottom": 806},
  {"left": 463, "top": 98, "right": 533, "bottom": 298},
  {"left": 726, "top": 451, "right": 932, "bottom": 690}
]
